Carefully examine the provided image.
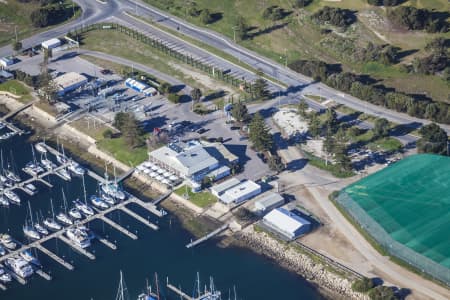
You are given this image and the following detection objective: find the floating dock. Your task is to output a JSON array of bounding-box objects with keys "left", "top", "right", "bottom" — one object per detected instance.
[
  {"left": 98, "top": 215, "right": 138, "bottom": 240},
  {"left": 35, "top": 244, "right": 74, "bottom": 271}
]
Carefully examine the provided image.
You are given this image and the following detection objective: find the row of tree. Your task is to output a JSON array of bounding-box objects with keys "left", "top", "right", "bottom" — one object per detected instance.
[
  {"left": 288, "top": 59, "right": 450, "bottom": 124},
  {"left": 387, "top": 6, "right": 448, "bottom": 33}
]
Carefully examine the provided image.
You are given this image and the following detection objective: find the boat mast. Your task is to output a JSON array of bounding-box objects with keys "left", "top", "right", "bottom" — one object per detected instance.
[
  {"left": 82, "top": 174, "right": 88, "bottom": 205},
  {"left": 155, "top": 272, "right": 160, "bottom": 300},
  {"left": 28, "top": 201, "right": 34, "bottom": 226},
  {"left": 61, "top": 188, "right": 68, "bottom": 214},
  {"left": 50, "top": 198, "right": 55, "bottom": 220},
  {"left": 196, "top": 272, "right": 201, "bottom": 298},
  {"left": 115, "top": 270, "right": 129, "bottom": 300}
]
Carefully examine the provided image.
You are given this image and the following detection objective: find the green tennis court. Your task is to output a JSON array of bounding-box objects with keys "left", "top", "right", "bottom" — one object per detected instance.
[{"left": 344, "top": 154, "right": 450, "bottom": 269}]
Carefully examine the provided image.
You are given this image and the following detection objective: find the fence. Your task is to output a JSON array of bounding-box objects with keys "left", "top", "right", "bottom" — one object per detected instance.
[
  {"left": 68, "top": 23, "right": 257, "bottom": 101},
  {"left": 336, "top": 192, "right": 450, "bottom": 287}
]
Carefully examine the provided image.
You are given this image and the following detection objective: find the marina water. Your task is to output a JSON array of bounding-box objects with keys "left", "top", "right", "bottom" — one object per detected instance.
[{"left": 0, "top": 134, "right": 323, "bottom": 299}]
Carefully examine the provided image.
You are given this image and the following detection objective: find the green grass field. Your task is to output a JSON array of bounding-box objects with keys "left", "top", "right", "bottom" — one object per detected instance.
[
  {"left": 344, "top": 154, "right": 450, "bottom": 269},
  {"left": 0, "top": 80, "right": 32, "bottom": 102},
  {"left": 174, "top": 185, "right": 217, "bottom": 208}
]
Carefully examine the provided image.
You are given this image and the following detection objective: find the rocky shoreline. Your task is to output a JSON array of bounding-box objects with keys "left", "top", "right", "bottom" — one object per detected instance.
[{"left": 233, "top": 228, "right": 368, "bottom": 300}]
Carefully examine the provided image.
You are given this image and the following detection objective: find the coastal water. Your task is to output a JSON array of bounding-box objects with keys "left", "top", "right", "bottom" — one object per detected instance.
[{"left": 0, "top": 134, "right": 324, "bottom": 300}]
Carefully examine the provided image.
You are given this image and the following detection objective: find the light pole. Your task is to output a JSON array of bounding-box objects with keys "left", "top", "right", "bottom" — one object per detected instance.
[{"left": 284, "top": 48, "right": 287, "bottom": 68}]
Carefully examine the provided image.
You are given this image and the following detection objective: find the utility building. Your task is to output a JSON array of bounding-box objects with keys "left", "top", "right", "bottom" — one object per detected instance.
[
  {"left": 254, "top": 192, "right": 284, "bottom": 214},
  {"left": 53, "top": 72, "right": 88, "bottom": 96},
  {"left": 41, "top": 38, "right": 61, "bottom": 49},
  {"left": 219, "top": 180, "right": 261, "bottom": 205},
  {"left": 263, "top": 208, "right": 311, "bottom": 240},
  {"left": 211, "top": 178, "right": 240, "bottom": 197}
]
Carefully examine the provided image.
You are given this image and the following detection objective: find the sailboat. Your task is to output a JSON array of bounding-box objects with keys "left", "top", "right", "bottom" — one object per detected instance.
[
  {"left": 43, "top": 198, "right": 62, "bottom": 231},
  {"left": 56, "top": 167, "right": 71, "bottom": 181},
  {"left": 35, "top": 141, "right": 47, "bottom": 154},
  {"left": 74, "top": 175, "right": 94, "bottom": 216},
  {"left": 101, "top": 164, "right": 126, "bottom": 201},
  {"left": 23, "top": 145, "right": 45, "bottom": 176},
  {"left": 116, "top": 271, "right": 130, "bottom": 300},
  {"left": 4, "top": 189, "right": 20, "bottom": 205},
  {"left": 0, "top": 194, "right": 9, "bottom": 207},
  {"left": 69, "top": 207, "right": 83, "bottom": 220},
  {"left": 56, "top": 189, "right": 73, "bottom": 225},
  {"left": 41, "top": 153, "right": 57, "bottom": 171},
  {"left": 137, "top": 273, "right": 160, "bottom": 300},
  {"left": 5, "top": 151, "right": 21, "bottom": 183},
  {"left": 34, "top": 212, "right": 49, "bottom": 236},
  {"left": 68, "top": 160, "right": 85, "bottom": 176},
  {"left": 23, "top": 202, "right": 41, "bottom": 240},
  {"left": 0, "top": 150, "right": 13, "bottom": 188}
]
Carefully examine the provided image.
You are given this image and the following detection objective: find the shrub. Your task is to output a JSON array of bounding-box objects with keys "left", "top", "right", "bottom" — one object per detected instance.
[
  {"left": 312, "top": 6, "right": 356, "bottom": 28},
  {"left": 103, "top": 129, "right": 114, "bottom": 139},
  {"left": 352, "top": 277, "right": 374, "bottom": 293},
  {"left": 168, "top": 93, "right": 180, "bottom": 104}
]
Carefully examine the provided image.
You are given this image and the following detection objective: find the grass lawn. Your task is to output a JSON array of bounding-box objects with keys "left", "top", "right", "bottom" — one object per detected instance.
[
  {"left": 97, "top": 137, "right": 148, "bottom": 167},
  {"left": 0, "top": 80, "right": 33, "bottom": 103},
  {"left": 369, "top": 137, "right": 403, "bottom": 152},
  {"left": 143, "top": 0, "right": 449, "bottom": 103},
  {"left": 0, "top": 0, "right": 80, "bottom": 47},
  {"left": 174, "top": 185, "right": 217, "bottom": 208}
]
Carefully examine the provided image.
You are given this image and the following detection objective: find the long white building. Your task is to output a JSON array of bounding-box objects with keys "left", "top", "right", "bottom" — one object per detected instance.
[{"left": 263, "top": 208, "right": 311, "bottom": 240}]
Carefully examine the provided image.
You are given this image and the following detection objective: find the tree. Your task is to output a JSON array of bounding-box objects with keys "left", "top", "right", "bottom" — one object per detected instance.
[
  {"left": 234, "top": 15, "right": 249, "bottom": 41},
  {"left": 297, "top": 99, "right": 309, "bottom": 117},
  {"left": 352, "top": 277, "right": 374, "bottom": 293},
  {"left": 38, "top": 68, "right": 58, "bottom": 103},
  {"left": 308, "top": 113, "right": 321, "bottom": 137},
  {"left": 373, "top": 118, "right": 390, "bottom": 139},
  {"left": 368, "top": 285, "right": 396, "bottom": 300},
  {"left": 31, "top": 8, "right": 49, "bottom": 27},
  {"left": 262, "top": 6, "right": 284, "bottom": 21},
  {"left": 252, "top": 70, "right": 270, "bottom": 100},
  {"left": 168, "top": 93, "right": 181, "bottom": 104},
  {"left": 231, "top": 102, "right": 249, "bottom": 123},
  {"left": 417, "top": 123, "right": 448, "bottom": 155},
  {"left": 122, "top": 114, "right": 141, "bottom": 148},
  {"left": 103, "top": 129, "right": 114, "bottom": 139},
  {"left": 190, "top": 88, "right": 202, "bottom": 102},
  {"left": 12, "top": 41, "right": 22, "bottom": 53},
  {"left": 200, "top": 9, "right": 213, "bottom": 24},
  {"left": 294, "top": 0, "right": 312, "bottom": 8},
  {"left": 249, "top": 112, "right": 273, "bottom": 152},
  {"left": 159, "top": 82, "right": 172, "bottom": 94},
  {"left": 324, "top": 108, "right": 338, "bottom": 134},
  {"left": 268, "top": 154, "right": 284, "bottom": 173}
]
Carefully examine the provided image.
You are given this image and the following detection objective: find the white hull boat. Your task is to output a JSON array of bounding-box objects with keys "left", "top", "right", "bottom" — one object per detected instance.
[
  {"left": 0, "top": 234, "right": 16, "bottom": 250},
  {"left": 68, "top": 207, "right": 83, "bottom": 220},
  {"left": 23, "top": 225, "right": 40, "bottom": 240},
  {"left": 90, "top": 195, "right": 108, "bottom": 209},
  {"left": 35, "top": 142, "right": 47, "bottom": 154},
  {"left": 56, "top": 212, "right": 73, "bottom": 225},
  {"left": 43, "top": 218, "right": 62, "bottom": 231},
  {"left": 66, "top": 227, "right": 91, "bottom": 249},
  {"left": 0, "top": 268, "right": 11, "bottom": 283},
  {"left": 4, "top": 190, "right": 20, "bottom": 205},
  {"left": 34, "top": 223, "right": 49, "bottom": 236},
  {"left": 5, "top": 257, "right": 34, "bottom": 278}
]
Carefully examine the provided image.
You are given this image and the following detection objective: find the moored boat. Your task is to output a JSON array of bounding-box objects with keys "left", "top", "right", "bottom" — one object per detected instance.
[
  {"left": 56, "top": 212, "right": 73, "bottom": 225},
  {"left": 56, "top": 168, "right": 71, "bottom": 181},
  {"left": 69, "top": 207, "right": 83, "bottom": 220},
  {"left": 90, "top": 195, "right": 108, "bottom": 209},
  {"left": 4, "top": 190, "right": 20, "bottom": 205},
  {"left": 66, "top": 227, "right": 91, "bottom": 249},
  {"left": 34, "top": 223, "right": 49, "bottom": 236},
  {"left": 23, "top": 183, "right": 38, "bottom": 195},
  {"left": 41, "top": 158, "right": 57, "bottom": 170},
  {"left": 43, "top": 218, "right": 62, "bottom": 231},
  {"left": 0, "top": 234, "right": 16, "bottom": 250},
  {"left": 0, "top": 267, "right": 12, "bottom": 283},
  {"left": 23, "top": 225, "right": 40, "bottom": 240},
  {"left": 19, "top": 249, "right": 41, "bottom": 266},
  {"left": 5, "top": 256, "right": 34, "bottom": 278},
  {"left": 35, "top": 142, "right": 47, "bottom": 154},
  {"left": 74, "top": 200, "right": 94, "bottom": 216}
]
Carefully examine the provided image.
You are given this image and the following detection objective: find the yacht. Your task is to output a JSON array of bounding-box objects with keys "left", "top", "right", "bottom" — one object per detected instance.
[
  {"left": 19, "top": 250, "right": 41, "bottom": 266},
  {"left": 56, "top": 212, "right": 73, "bottom": 225},
  {"left": 4, "top": 190, "right": 20, "bottom": 205},
  {"left": 43, "top": 218, "right": 62, "bottom": 231},
  {"left": 101, "top": 182, "right": 126, "bottom": 201},
  {"left": 35, "top": 142, "right": 47, "bottom": 154},
  {"left": 5, "top": 256, "right": 34, "bottom": 278},
  {"left": 23, "top": 225, "right": 40, "bottom": 240},
  {"left": 0, "top": 195, "right": 9, "bottom": 206},
  {"left": 66, "top": 227, "right": 91, "bottom": 249},
  {"left": 5, "top": 170, "right": 20, "bottom": 183},
  {"left": 23, "top": 183, "right": 38, "bottom": 195},
  {"left": 0, "top": 122, "right": 5, "bottom": 130},
  {"left": 56, "top": 168, "right": 71, "bottom": 181},
  {"left": 90, "top": 195, "right": 108, "bottom": 209},
  {"left": 68, "top": 207, "right": 83, "bottom": 220},
  {"left": 41, "top": 158, "right": 57, "bottom": 170},
  {"left": 0, "top": 245, "right": 6, "bottom": 256},
  {"left": 68, "top": 161, "right": 85, "bottom": 176},
  {"left": 0, "top": 234, "right": 16, "bottom": 250},
  {"left": 0, "top": 267, "right": 12, "bottom": 283},
  {"left": 23, "top": 161, "right": 44, "bottom": 176},
  {"left": 101, "top": 193, "right": 116, "bottom": 206},
  {"left": 34, "top": 223, "right": 49, "bottom": 236},
  {"left": 74, "top": 200, "right": 95, "bottom": 216}
]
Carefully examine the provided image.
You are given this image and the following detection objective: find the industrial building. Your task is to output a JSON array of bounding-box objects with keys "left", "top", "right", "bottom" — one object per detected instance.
[
  {"left": 149, "top": 140, "right": 232, "bottom": 190},
  {"left": 254, "top": 192, "right": 284, "bottom": 214},
  {"left": 263, "top": 208, "right": 311, "bottom": 240},
  {"left": 53, "top": 72, "right": 88, "bottom": 96},
  {"left": 211, "top": 178, "right": 241, "bottom": 197},
  {"left": 41, "top": 38, "right": 61, "bottom": 49},
  {"left": 219, "top": 180, "right": 261, "bottom": 205}
]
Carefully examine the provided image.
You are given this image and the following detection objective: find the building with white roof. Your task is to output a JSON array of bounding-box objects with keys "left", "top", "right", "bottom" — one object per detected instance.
[
  {"left": 41, "top": 38, "right": 61, "bottom": 49},
  {"left": 254, "top": 192, "right": 284, "bottom": 214},
  {"left": 211, "top": 178, "right": 240, "bottom": 197},
  {"left": 219, "top": 180, "right": 261, "bottom": 205},
  {"left": 263, "top": 208, "right": 311, "bottom": 240},
  {"left": 53, "top": 72, "right": 88, "bottom": 95},
  {"left": 149, "top": 140, "right": 219, "bottom": 182}
]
